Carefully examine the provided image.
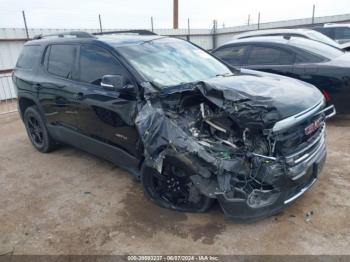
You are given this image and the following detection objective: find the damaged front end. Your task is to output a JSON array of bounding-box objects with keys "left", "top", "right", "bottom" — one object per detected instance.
[{"left": 136, "top": 73, "right": 336, "bottom": 221}]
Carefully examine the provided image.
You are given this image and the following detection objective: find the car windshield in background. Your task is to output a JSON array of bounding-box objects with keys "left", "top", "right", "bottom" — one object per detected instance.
[
  {"left": 306, "top": 30, "right": 341, "bottom": 48},
  {"left": 116, "top": 38, "right": 231, "bottom": 87},
  {"left": 291, "top": 38, "right": 345, "bottom": 59}
]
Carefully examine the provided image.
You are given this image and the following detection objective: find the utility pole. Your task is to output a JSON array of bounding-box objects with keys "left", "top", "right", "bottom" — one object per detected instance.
[
  {"left": 257, "top": 12, "right": 261, "bottom": 29},
  {"left": 22, "top": 10, "right": 29, "bottom": 39},
  {"left": 248, "top": 14, "right": 250, "bottom": 26},
  {"left": 173, "top": 0, "right": 179, "bottom": 29},
  {"left": 98, "top": 14, "right": 103, "bottom": 33},
  {"left": 312, "top": 4, "right": 316, "bottom": 24},
  {"left": 151, "top": 16, "right": 154, "bottom": 32}
]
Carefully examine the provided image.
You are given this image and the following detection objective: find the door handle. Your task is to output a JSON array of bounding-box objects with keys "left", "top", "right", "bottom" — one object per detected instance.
[{"left": 73, "top": 92, "right": 85, "bottom": 100}]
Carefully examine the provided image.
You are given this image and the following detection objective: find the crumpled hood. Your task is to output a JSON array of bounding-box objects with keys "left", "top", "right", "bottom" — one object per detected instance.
[
  {"left": 158, "top": 69, "right": 324, "bottom": 129},
  {"left": 199, "top": 69, "right": 324, "bottom": 121}
]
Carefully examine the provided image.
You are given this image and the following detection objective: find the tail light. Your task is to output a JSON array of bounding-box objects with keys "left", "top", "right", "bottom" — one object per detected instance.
[{"left": 322, "top": 89, "right": 331, "bottom": 102}]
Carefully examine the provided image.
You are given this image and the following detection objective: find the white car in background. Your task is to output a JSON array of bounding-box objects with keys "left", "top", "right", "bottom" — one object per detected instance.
[
  {"left": 232, "top": 28, "right": 350, "bottom": 51},
  {"left": 314, "top": 23, "right": 350, "bottom": 46}
]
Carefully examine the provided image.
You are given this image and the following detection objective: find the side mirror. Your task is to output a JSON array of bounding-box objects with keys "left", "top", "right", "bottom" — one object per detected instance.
[{"left": 101, "top": 74, "right": 127, "bottom": 91}]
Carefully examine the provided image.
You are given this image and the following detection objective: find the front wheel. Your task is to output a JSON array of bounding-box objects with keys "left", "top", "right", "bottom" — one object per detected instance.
[{"left": 141, "top": 156, "right": 214, "bottom": 213}]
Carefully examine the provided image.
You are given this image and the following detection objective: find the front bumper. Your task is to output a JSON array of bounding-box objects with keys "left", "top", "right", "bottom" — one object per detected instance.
[{"left": 217, "top": 129, "right": 327, "bottom": 222}]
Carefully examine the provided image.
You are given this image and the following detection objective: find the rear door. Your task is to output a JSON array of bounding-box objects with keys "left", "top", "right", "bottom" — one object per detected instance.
[
  {"left": 13, "top": 45, "right": 42, "bottom": 99},
  {"left": 71, "top": 44, "right": 140, "bottom": 156},
  {"left": 38, "top": 44, "right": 80, "bottom": 129},
  {"left": 242, "top": 44, "right": 296, "bottom": 77}
]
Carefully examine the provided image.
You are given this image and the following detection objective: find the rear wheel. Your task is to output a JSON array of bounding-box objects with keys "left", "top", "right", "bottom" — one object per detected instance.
[
  {"left": 23, "top": 106, "right": 56, "bottom": 153},
  {"left": 141, "top": 156, "right": 213, "bottom": 213}
]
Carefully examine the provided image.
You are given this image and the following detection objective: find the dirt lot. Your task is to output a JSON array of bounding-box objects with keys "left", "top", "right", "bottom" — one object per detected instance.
[{"left": 0, "top": 113, "right": 349, "bottom": 255}]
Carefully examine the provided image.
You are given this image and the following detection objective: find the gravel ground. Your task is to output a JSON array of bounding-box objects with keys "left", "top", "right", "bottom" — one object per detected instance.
[{"left": 0, "top": 113, "right": 349, "bottom": 255}]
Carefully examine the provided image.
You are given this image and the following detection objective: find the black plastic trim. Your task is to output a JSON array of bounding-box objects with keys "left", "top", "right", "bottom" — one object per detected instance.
[{"left": 47, "top": 124, "right": 141, "bottom": 177}]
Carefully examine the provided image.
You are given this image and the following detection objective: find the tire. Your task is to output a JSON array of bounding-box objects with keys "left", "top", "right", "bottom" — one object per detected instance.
[
  {"left": 141, "top": 155, "right": 214, "bottom": 213},
  {"left": 23, "top": 105, "right": 56, "bottom": 153}
]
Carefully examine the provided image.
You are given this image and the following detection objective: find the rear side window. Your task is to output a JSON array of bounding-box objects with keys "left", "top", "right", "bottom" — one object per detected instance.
[
  {"left": 16, "top": 45, "right": 42, "bottom": 69},
  {"left": 295, "top": 51, "right": 325, "bottom": 64},
  {"left": 214, "top": 45, "right": 248, "bottom": 66},
  {"left": 47, "top": 44, "right": 77, "bottom": 78},
  {"left": 78, "top": 45, "right": 125, "bottom": 85},
  {"left": 246, "top": 46, "right": 295, "bottom": 65}
]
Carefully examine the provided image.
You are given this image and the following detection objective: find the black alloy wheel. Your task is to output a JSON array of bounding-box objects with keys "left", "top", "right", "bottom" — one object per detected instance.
[
  {"left": 23, "top": 106, "right": 56, "bottom": 153},
  {"left": 141, "top": 156, "right": 213, "bottom": 213},
  {"left": 27, "top": 115, "right": 44, "bottom": 147}
]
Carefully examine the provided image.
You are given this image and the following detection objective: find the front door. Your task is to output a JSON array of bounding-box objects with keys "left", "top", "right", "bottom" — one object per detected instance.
[{"left": 72, "top": 44, "right": 141, "bottom": 157}]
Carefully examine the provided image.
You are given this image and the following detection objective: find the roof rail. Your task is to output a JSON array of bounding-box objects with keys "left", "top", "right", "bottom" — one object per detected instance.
[
  {"left": 33, "top": 31, "right": 94, "bottom": 40},
  {"left": 92, "top": 30, "right": 157, "bottom": 36}
]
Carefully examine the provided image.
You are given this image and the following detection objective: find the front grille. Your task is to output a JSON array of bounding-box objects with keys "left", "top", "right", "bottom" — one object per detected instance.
[
  {"left": 272, "top": 104, "right": 335, "bottom": 159},
  {"left": 283, "top": 126, "right": 326, "bottom": 181},
  {"left": 270, "top": 104, "right": 330, "bottom": 182},
  {"left": 284, "top": 126, "right": 325, "bottom": 165},
  {"left": 275, "top": 115, "right": 325, "bottom": 156}
]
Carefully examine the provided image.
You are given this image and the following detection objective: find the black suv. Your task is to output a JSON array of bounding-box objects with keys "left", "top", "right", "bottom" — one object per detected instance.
[{"left": 13, "top": 31, "right": 335, "bottom": 221}]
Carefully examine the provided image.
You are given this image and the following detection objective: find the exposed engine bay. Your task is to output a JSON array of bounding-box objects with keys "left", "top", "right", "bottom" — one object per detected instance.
[{"left": 153, "top": 91, "right": 284, "bottom": 206}]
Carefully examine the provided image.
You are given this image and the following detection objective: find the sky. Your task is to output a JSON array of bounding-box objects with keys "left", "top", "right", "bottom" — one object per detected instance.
[{"left": 0, "top": 0, "right": 349, "bottom": 29}]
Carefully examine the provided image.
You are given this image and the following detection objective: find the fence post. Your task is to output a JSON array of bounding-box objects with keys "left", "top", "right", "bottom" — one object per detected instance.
[
  {"left": 212, "top": 20, "right": 217, "bottom": 50},
  {"left": 187, "top": 18, "right": 190, "bottom": 41},
  {"left": 257, "top": 12, "right": 261, "bottom": 30},
  {"left": 173, "top": 0, "right": 179, "bottom": 29},
  {"left": 99, "top": 14, "right": 103, "bottom": 33},
  {"left": 151, "top": 16, "right": 154, "bottom": 32},
  {"left": 22, "top": 10, "right": 29, "bottom": 39}
]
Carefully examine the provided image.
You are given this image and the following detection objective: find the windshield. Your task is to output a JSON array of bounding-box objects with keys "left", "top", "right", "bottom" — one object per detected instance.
[
  {"left": 306, "top": 30, "right": 341, "bottom": 48},
  {"left": 115, "top": 38, "right": 231, "bottom": 87},
  {"left": 291, "top": 38, "right": 345, "bottom": 59}
]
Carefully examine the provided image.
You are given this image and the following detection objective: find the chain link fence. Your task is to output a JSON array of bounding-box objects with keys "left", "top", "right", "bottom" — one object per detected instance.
[{"left": 0, "top": 74, "right": 17, "bottom": 115}]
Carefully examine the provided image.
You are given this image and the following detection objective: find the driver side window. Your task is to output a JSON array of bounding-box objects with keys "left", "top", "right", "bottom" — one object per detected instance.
[{"left": 78, "top": 45, "right": 127, "bottom": 86}]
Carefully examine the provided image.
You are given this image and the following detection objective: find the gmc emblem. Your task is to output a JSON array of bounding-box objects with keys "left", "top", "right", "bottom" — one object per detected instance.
[{"left": 304, "top": 118, "right": 323, "bottom": 135}]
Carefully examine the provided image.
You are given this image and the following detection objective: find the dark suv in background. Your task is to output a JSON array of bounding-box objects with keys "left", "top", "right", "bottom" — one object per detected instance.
[{"left": 13, "top": 31, "right": 335, "bottom": 221}]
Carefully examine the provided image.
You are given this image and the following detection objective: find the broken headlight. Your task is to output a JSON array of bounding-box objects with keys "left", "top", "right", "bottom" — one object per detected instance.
[{"left": 247, "top": 189, "right": 280, "bottom": 208}]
